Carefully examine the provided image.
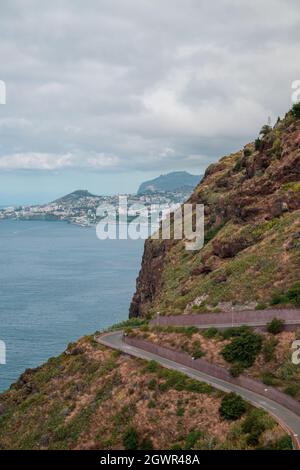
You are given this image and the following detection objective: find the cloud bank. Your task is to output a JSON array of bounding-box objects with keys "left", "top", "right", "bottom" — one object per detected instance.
[{"left": 0, "top": 0, "right": 300, "bottom": 175}]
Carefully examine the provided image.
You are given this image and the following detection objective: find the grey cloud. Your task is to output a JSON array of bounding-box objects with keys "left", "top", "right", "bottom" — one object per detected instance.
[{"left": 0, "top": 0, "right": 300, "bottom": 174}]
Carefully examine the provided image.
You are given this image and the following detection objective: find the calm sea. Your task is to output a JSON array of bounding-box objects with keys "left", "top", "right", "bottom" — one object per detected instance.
[{"left": 0, "top": 220, "right": 144, "bottom": 392}]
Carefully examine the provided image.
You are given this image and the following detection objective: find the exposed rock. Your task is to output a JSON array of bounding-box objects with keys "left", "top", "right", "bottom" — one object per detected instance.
[
  {"left": 214, "top": 273, "right": 227, "bottom": 283},
  {"left": 212, "top": 236, "right": 252, "bottom": 258},
  {"left": 65, "top": 346, "right": 84, "bottom": 356},
  {"left": 191, "top": 265, "right": 212, "bottom": 276},
  {"left": 129, "top": 239, "right": 167, "bottom": 317}
]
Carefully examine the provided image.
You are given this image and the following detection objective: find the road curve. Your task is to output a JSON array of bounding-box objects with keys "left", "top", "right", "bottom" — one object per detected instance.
[{"left": 97, "top": 330, "right": 300, "bottom": 450}]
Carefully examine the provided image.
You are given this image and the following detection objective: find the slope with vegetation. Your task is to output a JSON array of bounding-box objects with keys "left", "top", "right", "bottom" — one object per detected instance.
[
  {"left": 130, "top": 104, "right": 300, "bottom": 318},
  {"left": 127, "top": 323, "right": 300, "bottom": 401},
  {"left": 0, "top": 334, "right": 290, "bottom": 450}
]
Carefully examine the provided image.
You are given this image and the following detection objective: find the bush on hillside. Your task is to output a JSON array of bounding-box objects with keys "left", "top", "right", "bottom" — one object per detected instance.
[
  {"left": 123, "top": 427, "right": 139, "bottom": 450},
  {"left": 255, "top": 138, "right": 262, "bottom": 151},
  {"left": 241, "top": 409, "right": 271, "bottom": 446},
  {"left": 221, "top": 325, "right": 252, "bottom": 340},
  {"left": 243, "top": 148, "right": 252, "bottom": 157},
  {"left": 291, "top": 102, "right": 300, "bottom": 119},
  {"left": 202, "top": 327, "right": 219, "bottom": 339},
  {"left": 229, "top": 363, "right": 244, "bottom": 377},
  {"left": 271, "top": 282, "right": 300, "bottom": 307},
  {"left": 219, "top": 393, "right": 247, "bottom": 421},
  {"left": 262, "top": 337, "right": 278, "bottom": 362},
  {"left": 266, "top": 317, "right": 285, "bottom": 335},
  {"left": 260, "top": 124, "right": 272, "bottom": 137},
  {"left": 221, "top": 328, "right": 262, "bottom": 368}
]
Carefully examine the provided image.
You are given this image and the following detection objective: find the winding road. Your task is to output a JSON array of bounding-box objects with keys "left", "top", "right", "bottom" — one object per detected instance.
[{"left": 97, "top": 310, "right": 300, "bottom": 450}]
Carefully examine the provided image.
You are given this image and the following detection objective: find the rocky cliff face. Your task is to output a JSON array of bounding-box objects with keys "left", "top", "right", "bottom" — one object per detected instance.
[{"left": 130, "top": 108, "right": 300, "bottom": 317}]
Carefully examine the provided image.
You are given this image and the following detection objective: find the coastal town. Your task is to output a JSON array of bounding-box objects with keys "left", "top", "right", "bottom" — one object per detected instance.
[{"left": 0, "top": 188, "right": 192, "bottom": 227}]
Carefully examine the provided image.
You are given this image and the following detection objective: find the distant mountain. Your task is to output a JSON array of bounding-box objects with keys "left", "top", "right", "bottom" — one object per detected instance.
[
  {"left": 52, "top": 190, "right": 97, "bottom": 205},
  {"left": 137, "top": 171, "right": 202, "bottom": 195}
]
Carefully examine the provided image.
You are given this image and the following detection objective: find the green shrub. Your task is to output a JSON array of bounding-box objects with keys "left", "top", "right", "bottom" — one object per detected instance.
[
  {"left": 243, "top": 148, "right": 252, "bottom": 157},
  {"left": 184, "top": 326, "right": 199, "bottom": 338},
  {"left": 273, "top": 435, "right": 293, "bottom": 450},
  {"left": 229, "top": 364, "right": 244, "bottom": 377},
  {"left": 291, "top": 102, "right": 300, "bottom": 119},
  {"left": 260, "top": 124, "right": 272, "bottom": 137},
  {"left": 246, "top": 432, "right": 260, "bottom": 446},
  {"left": 176, "top": 406, "right": 185, "bottom": 417},
  {"left": 146, "top": 360, "right": 159, "bottom": 373},
  {"left": 221, "top": 325, "right": 252, "bottom": 340},
  {"left": 139, "top": 437, "right": 154, "bottom": 450},
  {"left": 123, "top": 427, "right": 139, "bottom": 450},
  {"left": 190, "top": 340, "right": 204, "bottom": 359},
  {"left": 267, "top": 317, "right": 285, "bottom": 335},
  {"left": 221, "top": 330, "right": 262, "bottom": 368},
  {"left": 261, "top": 371, "right": 276, "bottom": 386},
  {"left": 204, "top": 222, "right": 226, "bottom": 245},
  {"left": 255, "top": 302, "right": 267, "bottom": 310},
  {"left": 185, "top": 381, "right": 212, "bottom": 394},
  {"left": 219, "top": 393, "right": 247, "bottom": 421},
  {"left": 147, "top": 379, "right": 157, "bottom": 390},
  {"left": 202, "top": 327, "right": 219, "bottom": 339},
  {"left": 255, "top": 138, "right": 262, "bottom": 151},
  {"left": 184, "top": 430, "right": 204, "bottom": 449},
  {"left": 262, "top": 337, "right": 278, "bottom": 362},
  {"left": 286, "top": 282, "right": 300, "bottom": 306},
  {"left": 111, "top": 317, "right": 148, "bottom": 330},
  {"left": 271, "top": 282, "right": 300, "bottom": 307},
  {"left": 284, "top": 384, "right": 300, "bottom": 398},
  {"left": 233, "top": 158, "right": 242, "bottom": 172},
  {"left": 241, "top": 409, "right": 267, "bottom": 446}
]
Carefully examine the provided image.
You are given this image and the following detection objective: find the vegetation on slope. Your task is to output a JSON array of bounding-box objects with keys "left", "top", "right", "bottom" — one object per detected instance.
[
  {"left": 130, "top": 325, "right": 300, "bottom": 401},
  {"left": 130, "top": 107, "right": 300, "bottom": 317},
  {"left": 0, "top": 334, "right": 290, "bottom": 450}
]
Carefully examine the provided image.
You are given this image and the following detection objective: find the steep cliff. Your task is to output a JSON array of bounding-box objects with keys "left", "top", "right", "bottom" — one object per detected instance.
[{"left": 130, "top": 106, "right": 300, "bottom": 318}]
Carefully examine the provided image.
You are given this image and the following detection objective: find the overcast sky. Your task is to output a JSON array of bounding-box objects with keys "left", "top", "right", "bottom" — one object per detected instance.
[{"left": 0, "top": 0, "right": 300, "bottom": 203}]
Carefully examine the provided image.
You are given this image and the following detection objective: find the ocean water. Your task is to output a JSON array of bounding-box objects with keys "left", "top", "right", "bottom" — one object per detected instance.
[{"left": 0, "top": 220, "right": 144, "bottom": 392}]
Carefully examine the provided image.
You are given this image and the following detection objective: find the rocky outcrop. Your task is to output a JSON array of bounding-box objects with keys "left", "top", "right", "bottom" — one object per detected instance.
[{"left": 129, "top": 239, "right": 167, "bottom": 317}]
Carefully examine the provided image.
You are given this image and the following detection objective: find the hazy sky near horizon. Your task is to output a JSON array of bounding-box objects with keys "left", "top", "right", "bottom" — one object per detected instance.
[{"left": 0, "top": 0, "right": 300, "bottom": 203}]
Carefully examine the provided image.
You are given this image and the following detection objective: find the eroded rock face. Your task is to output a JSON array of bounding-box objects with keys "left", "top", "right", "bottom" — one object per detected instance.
[
  {"left": 212, "top": 236, "right": 253, "bottom": 258},
  {"left": 129, "top": 118, "right": 300, "bottom": 317},
  {"left": 129, "top": 239, "right": 167, "bottom": 317}
]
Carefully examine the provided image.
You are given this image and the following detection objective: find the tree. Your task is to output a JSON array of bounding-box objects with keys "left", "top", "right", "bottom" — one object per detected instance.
[
  {"left": 259, "top": 124, "right": 272, "bottom": 137},
  {"left": 291, "top": 102, "right": 300, "bottom": 119},
  {"left": 255, "top": 138, "right": 262, "bottom": 151}
]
